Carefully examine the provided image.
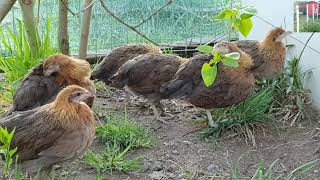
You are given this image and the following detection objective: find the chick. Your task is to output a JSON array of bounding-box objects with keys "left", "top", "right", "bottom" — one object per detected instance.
[
  {"left": 11, "top": 54, "right": 96, "bottom": 112},
  {"left": 233, "top": 27, "right": 291, "bottom": 80},
  {"left": 161, "top": 42, "right": 255, "bottom": 127},
  {"left": 109, "top": 53, "right": 188, "bottom": 123},
  {"left": 1, "top": 85, "right": 95, "bottom": 177},
  {"left": 91, "top": 44, "right": 162, "bottom": 105}
]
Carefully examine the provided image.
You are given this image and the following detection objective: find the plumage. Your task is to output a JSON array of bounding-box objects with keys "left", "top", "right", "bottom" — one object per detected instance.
[
  {"left": 109, "top": 53, "right": 188, "bottom": 122},
  {"left": 91, "top": 43, "right": 162, "bottom": 85},
  {"left": 232, "top": 27, "right": 290, "bottom": 80},
  {"left": 11, "top": 54, "right": 96, "bottom": 112},
  {"left": 161, "top": 42, "right": 255, "bottom": 127},
  {"left": 1, "top": 85, "right": 96, "bottom": 175}
]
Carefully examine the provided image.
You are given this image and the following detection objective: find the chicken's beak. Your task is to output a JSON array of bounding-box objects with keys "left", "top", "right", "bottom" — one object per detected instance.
[
  {"left": 276, "top": 31, "right": 292, "bottom": 42},
  {"left": 44, "top": 64, "right": 60, "bottom": 76},
  {"left": 81, "top": 92, "right": 95, "bottom": 108}
]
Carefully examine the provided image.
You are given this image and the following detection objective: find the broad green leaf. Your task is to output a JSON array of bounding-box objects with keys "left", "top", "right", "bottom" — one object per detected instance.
[
  {"left": 225, "top": 52, "right": 240, "bottom": 60},
  {"left": 9, "top": 148, "right": 17, "bottom": 157},
  {"left": 240, "top": 13, "right": 254, "bottom": 19},
  {"left": 201, "top": 63, "right": 218, "bottom": 87},
  {"left": 214, "top": 52, "right": 223, "bottom": 60},
  {"left": 222, "top": 57, "right": 240, "bottom": 68},
  {"left": 209, "top": 58, "right": 220, "bottom": 64},
  {"left": 238, "top": 18, "right": 253, "bottom": 37},
  {"left": 196, "top": 45, "right": 214, "bottom": 54},
  {"left": 243, "top": 5, "right": 258, "bottom": 14},
  {"left": 216, "top": 9, "right": 233, "bottom": 20}
]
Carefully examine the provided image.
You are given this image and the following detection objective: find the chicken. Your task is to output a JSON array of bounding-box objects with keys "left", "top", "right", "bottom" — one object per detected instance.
[
  {"left": 0, "top": 85, "right": 95, "bottom": 177},
  {"left": 161, "top": 42, "right": 255, "bottom": 127},
  {"left": 11, "top": 54, "right": 96, "bottom": 112},
  {"left": 109, "top": 53, "right": 188, "bottom": 123},
  {"left": 91, "top": 44, "right": 162, "bottom": 105},
  {"left": 233, "top": 27, "right": 291, "bottom": 80}
]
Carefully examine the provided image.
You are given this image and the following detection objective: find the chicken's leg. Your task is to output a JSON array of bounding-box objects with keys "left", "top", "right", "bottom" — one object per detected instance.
[
  {"left": 206, "top": 110, "right": 218, "bottom": 128},
  {"left": 150, "top": 103, "right": 169, "bottom": 124}
]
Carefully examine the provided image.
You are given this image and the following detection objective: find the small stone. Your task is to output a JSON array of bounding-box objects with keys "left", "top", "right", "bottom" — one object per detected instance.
[
  {"left": 149, "top": 171, "right": 165, "bottom": 180},
  {"left": 314, "top": 169, "right": 319, "bottom": 173},
  {"left": 172, "top": 150, "right": 179, "bottom": 155},
  {"left": 151, "top": 160, "right": 163, "bottom": 171},
  {"left": 207, "top": 164, "right": 219, "bottom": 172}
]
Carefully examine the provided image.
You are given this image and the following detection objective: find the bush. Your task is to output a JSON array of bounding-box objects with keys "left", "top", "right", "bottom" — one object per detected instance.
[{"left": 301, "top": 21, "right": 320, "bottom": 32}]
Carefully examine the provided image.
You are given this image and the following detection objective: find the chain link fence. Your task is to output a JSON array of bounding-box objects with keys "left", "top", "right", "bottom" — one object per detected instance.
[{"left": 1, "top": 0, "right": 240, "bottom": 55}]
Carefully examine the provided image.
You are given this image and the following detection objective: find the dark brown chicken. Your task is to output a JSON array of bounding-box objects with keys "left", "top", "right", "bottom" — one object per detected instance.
[
  {"left": 1, "top": 85, "right": 95, "bottom": 176},
  {"left": 233, "top": 27, "right": 291, "bottom": 80},
  {"left": 11, "top": 54, "right": 96, "bottom": 112},
  {"left": 161, "top": 42, "right": 255, "bottom": 127},
  {"left": 109, "top": 53, "right": 188, "bottom": 123},
  {"left": 91, "top": 43, "right": 162, "bottom": 84}
]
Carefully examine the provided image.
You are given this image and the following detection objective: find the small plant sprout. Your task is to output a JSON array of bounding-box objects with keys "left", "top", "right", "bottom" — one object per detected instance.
[
  {"left": 215, "top": 5, "right": 257, "bottom": 37},
  {"left": 196, "top": 45, "right": 240, "bottom": 87},
  {"left": 0, "top": 127, "right": 17, "bottom": 179}
]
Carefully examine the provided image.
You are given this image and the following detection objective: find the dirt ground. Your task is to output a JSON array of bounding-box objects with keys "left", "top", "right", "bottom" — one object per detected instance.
[{"left": 58, "top": 88, "right": 320, "bottom": 180}]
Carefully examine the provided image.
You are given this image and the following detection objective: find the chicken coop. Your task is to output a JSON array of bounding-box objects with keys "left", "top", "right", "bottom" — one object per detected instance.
[{"left": 0, "top": 0, "right": 240, "bottom": 56}]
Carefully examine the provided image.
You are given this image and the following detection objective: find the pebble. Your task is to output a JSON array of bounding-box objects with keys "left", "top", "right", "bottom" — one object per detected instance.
[
  {"left": 149, "top": 171, "right": 165, "bottom": 180},
  {"left": 172, "top": 150, "right": 179, "bottom": 155},
  {"left": 151, "top": 160, "right": 163, "bottom": 171}
]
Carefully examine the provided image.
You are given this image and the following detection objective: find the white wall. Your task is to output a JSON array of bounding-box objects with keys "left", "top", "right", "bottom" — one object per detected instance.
[{"left": 242, "top": 0, "right": 320, "bottom": 107}]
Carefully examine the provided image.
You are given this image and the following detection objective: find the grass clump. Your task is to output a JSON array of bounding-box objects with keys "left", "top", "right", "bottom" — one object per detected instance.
[
  {"left": 202, "top": 85, "right": 274, "bottom": 146},
  {"left": 0, "top": 18, "right": 56, "bottom": 83},
  {"left": 228, "top": 159, "right": 319, "bottom": 180},
  {"left": 301, "top": 21, "right": 320, "bottom": 32},
  {"left": 96, "top": 111, "right": 152, "bottom": 150},
  {"left": 84, "top": 109, "right": 152, "bottom": 176},
  {"left": 270, "top": 57, "right": 311, "bottom": 125}
]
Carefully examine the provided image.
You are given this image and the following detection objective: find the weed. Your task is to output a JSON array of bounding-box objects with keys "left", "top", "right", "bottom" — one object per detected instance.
[
  {"left": 96, "top": 111, "right": 152, "bottom": 150},
  {"left": 230, "top": 159, "right": 319, "bottom": 180},
  {"left": 0, "top": 17, "right": 56, "bottom": 83},
  {"left": 84, "top": 144, "right": 141, "bottom": 175},
  {"left": 202, "top": 85, "right": 274, "bottom": 146}
]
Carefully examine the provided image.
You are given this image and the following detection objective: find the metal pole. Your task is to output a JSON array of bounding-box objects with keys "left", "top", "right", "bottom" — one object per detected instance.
[
  {"left": 296, "top": 4, "right": 300, "bottom": 32},
  {"left": 306, "top": 4, "right": 309, "bottom": 22}
]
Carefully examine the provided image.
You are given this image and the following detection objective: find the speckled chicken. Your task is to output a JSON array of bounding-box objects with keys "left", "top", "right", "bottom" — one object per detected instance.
[
  {"left": 233, "top": 27, "right": 291, "bottom": 80},
  {"left": 11, "top": 54, "right": 96, "bottom": 112},
  {"left": 1, "top": 85, "right": 95, "bottom": 177},
  {"left": 109, "top": 53, "right": 188, "bottom": 123},
  {"left": 161, "top": 42, "right": 255, "bottom": 127}
]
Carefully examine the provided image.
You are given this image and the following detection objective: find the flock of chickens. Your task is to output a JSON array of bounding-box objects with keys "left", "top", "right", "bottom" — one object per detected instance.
[{"left": 0, "top": 27, "right": 290, "bottom": 177}]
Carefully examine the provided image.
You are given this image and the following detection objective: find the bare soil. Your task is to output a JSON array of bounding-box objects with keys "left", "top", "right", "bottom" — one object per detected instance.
[{"left": 58, "top": 88, "right": 320, "bottom": 180}]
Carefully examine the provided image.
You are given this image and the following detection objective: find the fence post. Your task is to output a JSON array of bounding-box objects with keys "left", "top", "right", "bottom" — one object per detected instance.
[
  {"left": 0, "top": 0, "right": 17, "bottom": 23},
  {"left": 58, "top": 0, "right": 70, "bottom": 55},
  {"left": 79, "top": 0, "right": 93, "bottom": 60}
]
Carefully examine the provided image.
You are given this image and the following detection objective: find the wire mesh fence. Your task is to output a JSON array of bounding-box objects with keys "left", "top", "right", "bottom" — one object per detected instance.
[{"left": 1, "top": 0, "right": 241, "bottom": 55}]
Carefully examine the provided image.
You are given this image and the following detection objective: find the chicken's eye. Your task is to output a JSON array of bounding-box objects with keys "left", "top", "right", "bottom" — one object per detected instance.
[{"left": 75, "top": 92, "right": 81, "bottom": 96}]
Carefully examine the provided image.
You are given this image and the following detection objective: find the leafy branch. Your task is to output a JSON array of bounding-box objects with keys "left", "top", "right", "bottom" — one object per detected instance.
[
  {"left": 215, "top": 5, "right": 256, "bottom": 37},
  {"left": 0, "top": 127, "right": 17, "bottom": 179},
  {"left": 197, "top": 45, "right": 240, "bottom": 87}
]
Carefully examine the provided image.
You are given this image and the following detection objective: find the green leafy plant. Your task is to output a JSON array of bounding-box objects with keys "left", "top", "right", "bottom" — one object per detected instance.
[
  {"left": 0, "top": 17, "right": 56, "bottom": 83},
  {"left": 301, "top": 21, "right": 320, "bottom": 32},
  {"left": 0, "top": 127, "right": 17, "bottom": 179},
  {"left": 196, "top": 45, "right": 240, "bottom": 87},
  {"left": 84, "top": 144, "right": 141, "bottom": 175},
  {"left": 215, "top": 5, "right": 257, "bottom": 37},
  {"left": 96, "top": 111, "right": 152, "bottom": 150},
  {"left": 202, "top": 85, "right": 274, "bottom": 146}
]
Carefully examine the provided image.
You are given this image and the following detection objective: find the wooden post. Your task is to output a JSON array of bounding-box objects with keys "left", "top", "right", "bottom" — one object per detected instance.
[
  {"left": 58, "top": 0, "right": 70, "bottom": 55},
  {"left": 306, "top": 4, "right": 309, "bottom": 22},
  {"left": 79, "top": 0, "right": 93, "bottom": 59},
  {"left": 19, "top": 0, "right": 39, "bottom": 52},
  {"left": 0, "top": 0, "right": 17, "bottom": 23}
]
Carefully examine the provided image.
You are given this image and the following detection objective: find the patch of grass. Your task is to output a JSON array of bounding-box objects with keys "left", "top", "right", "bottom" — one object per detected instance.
[
  {"left": 301, "top": 21, "right": 320, "bottom": 32},
  {"left": 96, "top": 111, "right": 152, "bottom": 150},
  {"left": 84, "top": 145, "right": 141, "bottom": 175},
  {"left": 270, "top": 57, "right": 312, "bottom": 125},
  {"left": 84, "top": 109, "right": 151, "bottom": 175},
  {"left": 0, "top": 81, "right": 14, "bottom": 115},
  {"left": 94, "top": 81, "right": 113, "bottom": 97},
  {"left": 202, "top": 85, "right": 274, "bottom": 146},
  {"left": 0, "top": 17, "right": 56, "bottom": 83},
  {"left": 228, "top": 159, "right": 320, "bottom": 180}
]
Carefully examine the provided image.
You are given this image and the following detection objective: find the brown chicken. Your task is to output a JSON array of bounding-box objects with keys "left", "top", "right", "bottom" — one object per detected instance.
[
  {"left": 233, "top": 27, "right": 291, "bottom": 80},
  {"left": 161, "top": 42, "right": 255, "bottom": 127},
  {"left": 11, "top": 54, "right": 96, "bottom": 112},
  {"left": 0, "top": 85, "right": 95, "bottom": 176},
  {"left": 91, "top": 44, "right": 162, "bottom": 105},
  {"left": 91, "top": 43, "right": 162, "bottom": 84},
  {"left": 109, "top": 53, "right": 188, "bottom": 123}
]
